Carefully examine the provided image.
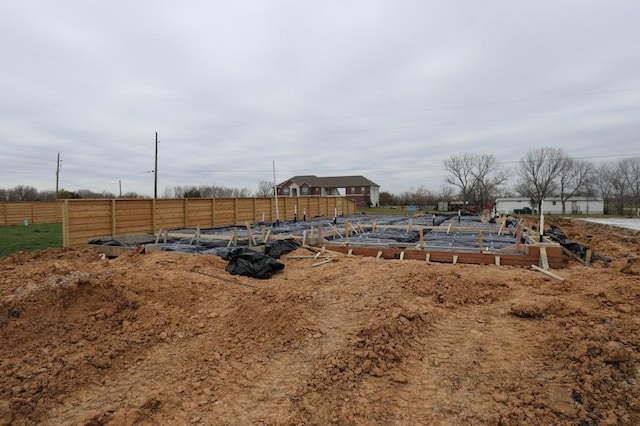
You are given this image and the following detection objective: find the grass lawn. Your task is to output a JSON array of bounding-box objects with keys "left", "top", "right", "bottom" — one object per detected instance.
[{"left": 0, "top": 223, "right": 63, "bottom": 258}]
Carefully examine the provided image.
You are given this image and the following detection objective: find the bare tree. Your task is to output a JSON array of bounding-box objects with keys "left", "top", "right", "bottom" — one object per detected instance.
[
  {"left": 7, "top": 185, "right": 39, "bottom": 201},
  {"left": 620, "top": 156, "right": 640, "bottom": 212},
  {"left": 597, "top": 163, "right": 615, "bottom": 214},
  {"left": 444, "top": 153, "right": 505, "bottom": 211},
  {"left": 162, "top": 187, "right": 174, "bottom": 198},
  {"left": 255, "top": 181, "right": 274, "bottom": 197},
  {"left": 439, "top": 184, "right": 454, "bottom": 201},
  {"left": 516, "top": 147, "right": 567, "bottom": 212},
  {"left": 557, "top": 158, "right": 595, "bottom": 214},
  {"left": 443, "top": 153, "right": 478, "bottom": 210},
  {"left": 470, "top": 154, "right": 507, "bottom": 210}
]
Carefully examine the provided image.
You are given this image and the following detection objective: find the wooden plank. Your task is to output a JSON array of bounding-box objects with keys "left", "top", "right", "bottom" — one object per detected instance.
[
  {"left": 531, "top": 264, "right": 565, "bottom": 281},
  {"left": 323, "top": 246, "right": 563, "bottom": 268}
]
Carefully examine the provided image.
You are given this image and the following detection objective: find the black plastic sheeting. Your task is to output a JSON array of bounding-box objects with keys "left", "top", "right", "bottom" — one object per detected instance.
[
  {"left": 224, "top": 248, "right": 285, "bottom": 279},
  {"left": 262, "top": 239, "right": 300, "bottom": 259},
  {"left": 546, "top": 225, "right": 610, "bottom": 264}
]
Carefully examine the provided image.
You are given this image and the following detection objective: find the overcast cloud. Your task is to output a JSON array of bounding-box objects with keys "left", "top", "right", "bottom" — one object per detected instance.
[{"left": 1, "top": 0, "right": 639, "bottom": 196}]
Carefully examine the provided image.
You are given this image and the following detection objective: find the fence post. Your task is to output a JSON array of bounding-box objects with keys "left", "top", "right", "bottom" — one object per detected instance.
[
  {"left": 152, "top": 199, "right": 157, "bottom": 233},
  {"left": 111, "top": 199, "right": 117, "bottom": 237},
  {"left": 62, "top": 200, "right": 70, "bottom": 247}
]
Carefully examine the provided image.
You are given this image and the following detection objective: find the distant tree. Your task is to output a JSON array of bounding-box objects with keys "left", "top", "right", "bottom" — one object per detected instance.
[
  {"left": 7, "top": 185, "right": 39, "bottom": 201},
  {"left": 469, "top": 154, "right": 507, "bottom": 210},
  {"left": 76, "top": 189, "right": 116, "bottom": 199},
  {"left": 162, "top": 187, "right": 173, "bottom": 198},
  {"left": 183, "top": 186, "right": 202, "bottom": 198},
  {"left": 407, "top": 185, "right": 431, "bottom": 206},
  {"left": 379, "top": 191, "right": 394, "bottom": 206},
  {"left": 172, "top": 186, "right": 184, "bottom": 198},
  {"left": 516, "top": 147, "right": 567, "bottom": 212},
  {"left": 620, "top": 156, "right": 640, "bottom": 211},
  {"left": 121, "top": 192, "right": 143, "bottom": 198},
  {"left": 443, "top": 153, "right": 477, "bottom": 210},
  {"left": 557, "top": 158, "right": 595, "bottom": 214},
  {"left": 438, "top": 185, "right": 454, "bottom": 201},
  {"left": 57, "top": 189, "right": 81, "bottom": 199},
  {"left": 0, "top": 188, "right": 8, "bottom": 201},
  {"left": 605, "top": 161, "right": 628, "bottom": 215},
  {"left": 596, "top": 163, "right": 615, "bottom": 213},
  {"left": 256, "top": 181, "right": 274, "bottom": 197}
]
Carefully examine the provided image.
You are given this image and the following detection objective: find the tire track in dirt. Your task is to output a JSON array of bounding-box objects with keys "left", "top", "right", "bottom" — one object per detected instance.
[{"left": 378, "top": 302, "right": 546, "bottom": 424}]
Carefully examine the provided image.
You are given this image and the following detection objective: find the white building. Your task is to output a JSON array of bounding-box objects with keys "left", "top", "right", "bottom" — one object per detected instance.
[{"left": 496, "top": 197, "right": 604, "bottom": 215}]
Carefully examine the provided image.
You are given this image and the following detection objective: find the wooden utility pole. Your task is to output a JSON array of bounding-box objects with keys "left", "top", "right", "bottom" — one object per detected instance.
[
  {"left": 55, "top": 152, "right": 61, "bottom": 199},
  {"left": 154, "top": 132, "right": 158, "bottom": 199}
]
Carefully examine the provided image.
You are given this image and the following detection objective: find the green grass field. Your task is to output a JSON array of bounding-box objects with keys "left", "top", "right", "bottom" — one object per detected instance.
[{"left": 0, "top": 223, "right": 63, "bottom": 258}]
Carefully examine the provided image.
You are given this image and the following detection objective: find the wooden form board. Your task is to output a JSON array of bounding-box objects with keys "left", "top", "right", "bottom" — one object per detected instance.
[
  {"left": 324, "top": 244, "right": 564, "bottom": 268},
  {"left": 63, "top": 196, "right": 356, "bottom": 247}
]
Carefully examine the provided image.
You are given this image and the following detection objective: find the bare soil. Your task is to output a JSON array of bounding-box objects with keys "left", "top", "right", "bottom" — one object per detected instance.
[{"left": 1, "top": 217, "right": 639, "bottom": 425}]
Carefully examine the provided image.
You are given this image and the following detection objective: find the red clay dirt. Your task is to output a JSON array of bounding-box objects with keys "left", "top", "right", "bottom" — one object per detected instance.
[{"left": 0, "top": 217, "right": 638, "bottom": 425}]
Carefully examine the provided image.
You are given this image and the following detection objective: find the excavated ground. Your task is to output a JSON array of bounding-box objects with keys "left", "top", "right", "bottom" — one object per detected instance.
[{"left": 1, "top": 217, "right": 639, "bottom": 425}]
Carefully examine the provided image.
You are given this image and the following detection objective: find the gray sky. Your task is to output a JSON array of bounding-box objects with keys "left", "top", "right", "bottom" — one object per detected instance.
[{"left": 2, "top": 0, "right": 639, "bottom": 197}]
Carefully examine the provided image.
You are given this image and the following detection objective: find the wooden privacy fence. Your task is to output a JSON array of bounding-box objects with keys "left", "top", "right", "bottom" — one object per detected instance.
[
  {"left": 0, "top": 201, "right": 62, "bottom": 226},
  {"left": 62, "top": 196, "right": 356, "bottom": 247}
]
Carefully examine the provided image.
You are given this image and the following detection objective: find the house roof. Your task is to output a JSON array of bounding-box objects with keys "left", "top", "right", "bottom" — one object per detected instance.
[{"left": 279, "top": 175, "right": 380, "bottom": 188}]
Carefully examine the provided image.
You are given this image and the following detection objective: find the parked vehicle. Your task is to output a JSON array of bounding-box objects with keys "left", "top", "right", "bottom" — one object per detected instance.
[{"left": 513, "top": 207, "right": 533, "bottom": 214}]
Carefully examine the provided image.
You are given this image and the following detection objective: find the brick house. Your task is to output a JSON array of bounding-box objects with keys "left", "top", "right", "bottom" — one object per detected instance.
[{"left": 276, "top": 175, "right": 380, "bottom": 206}]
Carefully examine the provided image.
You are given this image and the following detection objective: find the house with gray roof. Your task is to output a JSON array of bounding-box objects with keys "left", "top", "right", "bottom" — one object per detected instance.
[{"left": 277, "top": 175, "right": 380, "bottom": 206}]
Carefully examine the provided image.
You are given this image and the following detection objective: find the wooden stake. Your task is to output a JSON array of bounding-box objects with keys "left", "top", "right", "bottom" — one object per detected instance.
[
  {"left": 376, "top": 250, "right": 383, "bottom": 259},
  {"left": 495, "top": 256, "right": 501, "bottom": 266},
  {"left": 245, "top": 222, "right": 256, "bottom": 247},
  {"left": 585, "top": 249, "right": 592, "bottom": 266},
  {"left": 452, "top": 255, "right": 458, "bottom": 264},
  {"left": 539, "top": 247, "right": 549, "bottom": 270},
  {"left": 498, "top": 217, "right": 506, "bottom": 235},
  {"left": 312, "top": 259, "right": 333, "bottom": 267}
]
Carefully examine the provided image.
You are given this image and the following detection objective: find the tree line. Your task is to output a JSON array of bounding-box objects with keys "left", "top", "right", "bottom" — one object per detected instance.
[
  {"left": 439, "top": 148, "right": 639, "bottom": 215},
  {"left": 3, "top": 148, "right": 639, "bottom": 215}
]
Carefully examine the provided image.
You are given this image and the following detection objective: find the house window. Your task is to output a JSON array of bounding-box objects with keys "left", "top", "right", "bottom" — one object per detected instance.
[
  {"left": 361, "top": 187, "right": 365, "bottom": 192},
  {"left": 552, "top": 201, "right": 556, "bottom": 206},
  {"left": 351, "top": 187, "right": 355, "bottom": 193},
  {"left": 283, "top": 188, "right": 289, "bottom": 194},
  {"left": 301, "top": 186, "right": 309, "bottom": 195}
]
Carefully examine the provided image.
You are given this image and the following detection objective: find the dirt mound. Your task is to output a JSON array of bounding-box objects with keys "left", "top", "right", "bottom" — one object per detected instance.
[{"left": 1, "top": 218, "right": 639, "bottom": 424}]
